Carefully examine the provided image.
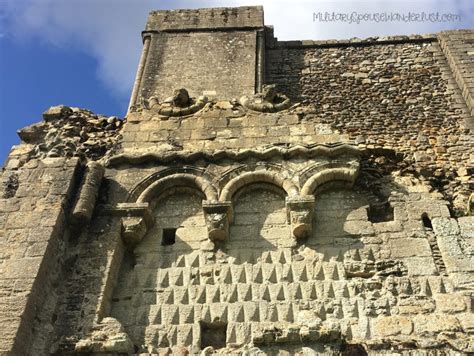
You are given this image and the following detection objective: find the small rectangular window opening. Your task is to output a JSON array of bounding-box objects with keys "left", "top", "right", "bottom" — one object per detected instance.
[{"left": 162, "top": 228, "right": 177, "bottom": 246}]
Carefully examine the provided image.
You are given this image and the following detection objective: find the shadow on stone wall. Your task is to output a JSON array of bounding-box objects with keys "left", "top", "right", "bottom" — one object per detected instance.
[
  {"left": 305, "top": 187, "right": 370, "bottom": 262},
  {"left": 265, "top": 47, "right": 306, "bottom": 102},
  {"left": 223, "top": 183, "right": 287, "bottom": 264},
  {"left": 109, "top": 192, "right": 201, "bottom": 351}
]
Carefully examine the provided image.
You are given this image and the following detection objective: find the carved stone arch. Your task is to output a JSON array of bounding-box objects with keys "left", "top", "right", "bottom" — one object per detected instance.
[
  {"left": 219, "top": 170, "right": 299, "bottom": 202},
  {"left": 120, "top": 171, "right": 218, "bottom": 247},
  {"left": 214, "top": 165, "right": 298, "bottom": 244},
  {"left": 216, "top": 163, "right": 296, "bottom": 192},
  {"left": 137, "top": 173, "right": 217, "bottom": 208},
  {"left": 286, "top": 164, "right": 359, "bottom": 241},
  {"left": 126, "top": 166, "right": 212, "bottom": 203},
  {"left": 300, "top": 165, "right": 359, "bottom": 196},
  {"left": 298, "top": 161, "right": 357, "bottom": 188}
]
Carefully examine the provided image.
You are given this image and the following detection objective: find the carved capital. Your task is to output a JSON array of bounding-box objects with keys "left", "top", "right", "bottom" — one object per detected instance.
[
  {"left": 122, "top": 217, "right": 148, "bottom": 246},
  {"left": 286, "top": 195, "right": 315, "bottom": 240},
  {"left": 202, "top": 200, "right": 233, "bottom": 242}
]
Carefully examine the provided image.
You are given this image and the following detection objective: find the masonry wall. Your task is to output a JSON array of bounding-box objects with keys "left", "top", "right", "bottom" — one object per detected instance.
[
  {"left": 0, "top": 6, "right": 473, "bottom": 355},
  {"left": 139, "top": 31, "right": 257, "bottom": 101},
  {"left": 135, "top": 6, "right": 265, "bottom": 103},
  {"left": 121, "top": 36, "right": 473, "bottom": 213},
  {"left": 0, "top": 158, "right": 80, "bottom": 355},
  {"left": 110, "top": 191, "right": 208, "bottom": 344},
  {"left": 65, "top": 170, "right": 472, "bottom": 353},
  {"left": 266, "top": 40, "right": 473, "bottom": 168}
]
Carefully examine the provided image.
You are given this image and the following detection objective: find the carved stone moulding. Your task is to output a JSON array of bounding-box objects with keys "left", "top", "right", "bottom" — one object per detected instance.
[
  {"left": 146, "top": 88, "right": 208, "bottom": 117},
  {"left": 239, "top": 84, "right": 291, "bottom": 112},
  {"left": 106, "top": 143, "right": 361, "bottom": 167},
  {"left": 108, "top": 156, "right": 360, "bottom": 248}
]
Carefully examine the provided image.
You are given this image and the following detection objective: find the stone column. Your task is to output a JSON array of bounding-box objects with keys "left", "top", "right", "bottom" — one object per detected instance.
[
  {"left": 127, "top": 34, "right": 152, "bottom": 113},
  {"left": 256, "top": 29, "right": 266, "bottom": 93}
]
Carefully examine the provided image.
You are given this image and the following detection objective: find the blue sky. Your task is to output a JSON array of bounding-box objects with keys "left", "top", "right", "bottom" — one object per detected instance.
[{"left": 0, "top": 0, "right": 472, "bottom": 163}]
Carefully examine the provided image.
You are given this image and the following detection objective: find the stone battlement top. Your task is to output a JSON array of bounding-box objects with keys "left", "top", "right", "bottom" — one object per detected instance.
[{"left": 145, "top": 6, "right": 264, "bottom": 32}]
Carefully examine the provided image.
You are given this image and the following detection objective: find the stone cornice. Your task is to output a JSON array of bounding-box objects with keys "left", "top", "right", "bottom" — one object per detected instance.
[{"left": 105, "top": 143, "right": 361, "bottom": 167}]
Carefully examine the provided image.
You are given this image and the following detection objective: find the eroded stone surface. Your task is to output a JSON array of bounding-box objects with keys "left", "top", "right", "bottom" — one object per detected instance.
[{"left": 0, "top": 5, "right": 473, "bottom": 356}]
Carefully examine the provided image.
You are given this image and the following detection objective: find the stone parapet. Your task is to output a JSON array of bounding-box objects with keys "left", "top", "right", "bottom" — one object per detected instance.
[{"left": 145, "top": 6, "right": 264, "bottom": 32}]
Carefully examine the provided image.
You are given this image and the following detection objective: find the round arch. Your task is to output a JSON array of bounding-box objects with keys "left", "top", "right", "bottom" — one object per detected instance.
[
  {"left": 137, "top": 173, "right": 218, "bottom": 208},
  {"left": 300, "top": 167, "right": 359, "bottom": 196},
  {"left": 219, "top": 171, "right": 298, "bottom": 202}
]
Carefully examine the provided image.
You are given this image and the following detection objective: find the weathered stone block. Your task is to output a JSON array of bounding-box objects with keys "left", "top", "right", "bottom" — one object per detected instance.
[
  {"left": 343, "top": 220, "right": 374, "bottom": 236},
  {"left": 432, "top": 217, "right": 460, "bottom": 236},
  {"left": 458, "top": 216, "right": 474, "bottom": 239},
  {"left": 401, "top": 257, "right": 438, "bottom": 276},
  {"left": 5, "top": 211, "right": 43, "bottom": 229},
  {"left": 373, "top": 315, "right": 413, "bottom": 337},
  {"left": 25, "top": 242, "right": 49, "bottom": 258},
  {"left": 2, "top": 258, "right": 42, "bottom": 279},
  {"left": 435, "top": 294, "right": 466, "bottom": 313},
  {"left": 414, "top": 314, "right": 461, "bottom": 334},
  {"left": 389, "top": 239, "right": 432, "bottom": 258},
  {"left": 42, "top": 105, "right": 73, "bottom": 121}
]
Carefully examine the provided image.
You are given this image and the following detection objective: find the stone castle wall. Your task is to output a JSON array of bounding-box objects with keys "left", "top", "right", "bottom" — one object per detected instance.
[
  {"left": 0, "top": 6, "right": 473, "bottom": 356},
  {"left": 134, "top": 6, "right": 265, "bottom": 105}
]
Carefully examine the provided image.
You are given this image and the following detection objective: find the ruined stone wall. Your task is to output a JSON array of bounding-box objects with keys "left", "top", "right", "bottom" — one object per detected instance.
[
  {"left": 49, "top": 154, "right": 473, "bottom": 354},
  {"left": 0, "top": 107, "right": 123, "bottom": 355},
  {"left": 0, "top": 6, "right": 473, "bottom": 356},
  {"left": 0, "top": 158, "right": 80, "bottom": 355},
  {"left": 266, "top": 39, "right": 473, "bottom": 211}
]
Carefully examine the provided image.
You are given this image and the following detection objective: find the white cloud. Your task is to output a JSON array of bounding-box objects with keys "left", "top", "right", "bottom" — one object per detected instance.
[
  {"left": 232, "top": 0, "right": 473, "bottom": 40},
  {"left": 1, "top": 0, "right": 472, "bottom": 103}
]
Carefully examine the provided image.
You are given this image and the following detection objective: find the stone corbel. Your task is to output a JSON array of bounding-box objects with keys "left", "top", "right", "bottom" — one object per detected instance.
[
  {"left": 120, "top": 203, "right": 154, "bottom": 246},
  {"left": 286, "top": 195, "right": 315, "bottom": 240},
  {"left": 102, "top": 202, "right": 154, "bottom": 246},
  {"left": 202, "top": 200, "right": 233, "bottom": 242}
]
